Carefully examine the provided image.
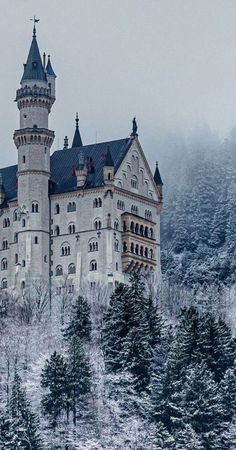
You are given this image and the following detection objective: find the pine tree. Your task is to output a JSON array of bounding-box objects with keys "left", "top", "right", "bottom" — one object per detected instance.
[
  {"left": 67, "top": 336, "right": 91, "bottom": 425},
  {"left": 151, "top": 422, "right": 175, "bottom": 450},
  {"left": 63, "top": 295, "right": 91, "bottom": 343},
  {"left": 41, "top": 351, "right": 69, "bottom": 427},
  {"left": 174, "top": 424, "right": 204, "bottom": 449},
  {"left": 220, "top": 362, "right": 236, "bottom": 423}
]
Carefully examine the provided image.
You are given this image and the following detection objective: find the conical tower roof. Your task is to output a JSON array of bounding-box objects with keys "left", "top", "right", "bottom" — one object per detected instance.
[
  {"left": 72, "top": 113, "right": 83, "bottom": 148},
  {"left": 21, "top": 27, "right": 47, "bottom": 83},
  {"left": 104, "top": 146, "right": 114, "bottom": 166},
  {"left": 46, "top": 55, "right": 56, "bottom": 77},
  {"left": 154, "top": 162, "right": 163, "bottom": 186}
]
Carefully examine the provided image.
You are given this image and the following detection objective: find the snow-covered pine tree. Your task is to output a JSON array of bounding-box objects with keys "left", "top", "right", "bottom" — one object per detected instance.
[
  {"left": 67, "top": 336, "right": 91, "bottom": 425},
  {"left": 220, "top": 362, "right": 236, "bottom": 423},
  {"left": 63, "top": 295, "right": 91, "bottom": 343},
  {"left": 41, "top": 351, "right": 69, "bottom": 427},
  {"left": 174, "top": 424, "right": 204, "bottom": 450}
]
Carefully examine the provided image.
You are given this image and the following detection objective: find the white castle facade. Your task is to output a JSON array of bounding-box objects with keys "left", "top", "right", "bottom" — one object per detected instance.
[{"left": 0, "top": 26, "right": 163, "bottom": 293}]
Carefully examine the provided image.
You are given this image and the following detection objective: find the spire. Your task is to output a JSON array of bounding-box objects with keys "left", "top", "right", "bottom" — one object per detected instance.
[
  {"left": 131, "top": 117, "right": 138, "bottom": 137},
  {"left": 46, "top": 55, "right": 56, "bottom": 77},
  {"left": 72, "top": 113, "right": 83, "bottom": 148},
  {"left": 21, "top": 25, "right": 47, "bottom": 83},
  {"left": 104, "top": 146, "right": 114, "bottom": 167},
  {"left": 154, "top": 161, "right": 163, "bottom": 186}
]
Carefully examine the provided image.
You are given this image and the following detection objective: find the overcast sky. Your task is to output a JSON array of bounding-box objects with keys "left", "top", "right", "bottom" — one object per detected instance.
[{"left": 1, "top": 0, "right": 236, "bottom": 169}]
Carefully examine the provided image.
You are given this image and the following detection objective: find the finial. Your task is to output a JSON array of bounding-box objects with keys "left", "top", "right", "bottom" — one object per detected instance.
[
  {"left": 75, "top": 112, "right": 79, "bottom": 130},
  {"left": 64, "top": 136, "right": 68, "bottom": 149},
  {"left": 30, "top": 16, "right": 40, "bottom": 37},
  {"left": 131, "top": 116, "right": 138, "bottom": 137}
]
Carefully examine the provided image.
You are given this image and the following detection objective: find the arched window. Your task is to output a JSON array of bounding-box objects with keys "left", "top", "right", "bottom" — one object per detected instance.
[
  {"left": 114, "top": 240, "right": 119, "bottom": 252},
  {"left": 21, "top": 281, "right": 25, "bottom": 289},
  {"left": 55, "top": 226, "right": 60, "bottom": 236},
  {"left": 54, "top": 204, "right": 60, "bottom": 214},
  {"left": 22, "top": 219, "right": 26, "bottom": 227},
  {"left": 144, "top": 247, "right": 148, "bottom": 258},
  {"left": 90, "top": 260, "right": 97, "bottom": 271},
  {"left": 114, "top": 220, "right": 119, "bottom": 230},
  {"left": 130, "top": 222, "right": 134, "bottom": 233},
  {"left": 15, "top": 254, "right": 18, "bottom": 264},
  {"left": 117, "top": 200, "right": 125, "bottom": 211},
  {"left": 22, "top": 260, "right": 26, "bottom": 267},
  {"left": 94, "top": 219, "right": 101, "bottom": 230},
  {"left": 3, "top": 218, "right": 10, "bottom": 228},
  {"left": 131, "top": 205, "right": 138, "bottom": 215},
  {"left": 1, "top": 258, "right": 7, "bottom": 271},
  {"left": 55, "top": 265, "right": 63, "bottom": 276},
  {"left": 1, "top": 278, "right": 7, "bottom": 289},
  {"left": 98, "top": 198, "right": 102, "bottom": 207},
  {"left": 2, "top": 240, "right": 8, "bottom": 250},
  {"left": 68, "top": 223, "right": 75, "bottom": 234},
  {"left": 150, "top": 249, "right": 153, "bottom": 259},
  {"left": 67, "top": 202, "right": 76, "bottom": 212},
  {"left": 32, "top": 202, "right": 39, "bottom": 213},
  {"left": 68, "top": 263, "right": 76, "bottom": 274},
  {"left": 89, "top": 239, "right": 98, "bottom": 252},
  {"left": 34, "top": 236, "right": 38, "bottom": 244},
  {"left": 93, "top": 198, "right": 102, "bottom": 208},
  {"left": 144, "top": 226, "right": 148, "bottom": 237},
  {"left": 123, "top": 242, "right": 127, "bottom": 253},
  {"left": 13, "top": 210, "right": 18, "bottom": 221},
  {"left": 14, "top": 233, "right": 18, "bottom": 243},
  {"left": 130, "top": 243, "right": 134, "bottom": 253},
  {"left": 61, "top": 243, "right": 70, "bottom": 256},
  {"left": 131, "top": 175, "right": 138, "bottom": 189}
]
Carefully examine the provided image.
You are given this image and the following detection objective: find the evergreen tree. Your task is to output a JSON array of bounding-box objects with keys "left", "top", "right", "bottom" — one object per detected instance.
[
  {"left": 151, "top": 422, "right": 175, "bottom": 450},
  {"left": 174, "top": 424, "right": 204, "bottom": 449},
  {"left": 63, "top": 295, "right": 91, "bottom": 343},
  {"left": 67, "top": 336, "right": 91, "bottom": 425},
  {"left": 220, "top": 362, "right": 236, "bottom": 423},
  {"left": 41, "top": 351, "right": 69, "bottom": 427}
]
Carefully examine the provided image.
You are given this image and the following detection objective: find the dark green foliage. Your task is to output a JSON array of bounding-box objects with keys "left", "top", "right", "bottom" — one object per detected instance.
[
  {"left": 103, "top": 275, "right": 165, "bottom": 391},
  {"left": 2, "top": 371, "right": 43, "bottom": 450},
  {"left": 41, "top": 351, "right": 69, "bottom": 427},
  {"left": 63, "top": 295, "right": 91, "bottom": 343}
]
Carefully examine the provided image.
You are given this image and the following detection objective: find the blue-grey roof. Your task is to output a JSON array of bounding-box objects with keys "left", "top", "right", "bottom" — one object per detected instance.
[
  {"left": 0, "top": 138, "right": 132, "bottom": 204},
  {"left": 104, "top": 147, "right": 114, "bottom": 167},
  {"left": 72, "top": 127, "right": 83, "bottom": 148},
  {"left": 21, "top": 35, "right": 47, "bottom": 83},
  {"left": 46, "top": 57, "right": 56, "bottom": 78},
  {"left": 154, "top": 163, "right": 163, "bottom": 186}
]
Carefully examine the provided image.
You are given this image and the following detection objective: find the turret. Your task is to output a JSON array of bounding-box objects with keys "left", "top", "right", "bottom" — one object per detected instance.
[
  {"left": 75, "top": 148, "right": 87, "bottom": 188},
  {"left": 0, "top": 173, "right": 5, "bottom": 205},
  {"left": 154, "top": 161, "right": 163, "bottom": 201},
  {"left": 72, "top": 113, "right": 83, "bottom": 148},
  {"left": 46, "top": 55, "right": 56, "bottom": 100},
  {"left": 103, "top": 146, "right": 114, "bottom": 184}
]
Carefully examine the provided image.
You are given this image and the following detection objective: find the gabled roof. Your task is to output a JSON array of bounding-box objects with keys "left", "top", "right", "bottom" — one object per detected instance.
[
  {"left": 50, "top": 138, "right": 132, "bottom": 194},
  {"left": 21, "top": 33, "right": 47, "bottom": 83},
  {"left": 46, "top": 56, "right": 56, "bottom": 78},
  {"left": 154, "top": 162, "right": 163, "bottom": 186}
]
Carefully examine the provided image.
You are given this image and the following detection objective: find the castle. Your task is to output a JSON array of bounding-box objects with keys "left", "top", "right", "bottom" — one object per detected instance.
[{"left": 0, "top": 24, "right": 163, "bottom": 292}]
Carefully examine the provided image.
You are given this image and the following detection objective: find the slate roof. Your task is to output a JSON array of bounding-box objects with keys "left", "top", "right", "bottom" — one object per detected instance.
[
  {"left": 0, "top": 138, "right": 133, "bottom": 205},
  {"left": 154, "top": 163, "right": 163, "bottom": 186},
  {"left": 104, "top": 147, "right": 114, "bottom": 167},
  {"left": 46, "top": 57, "right": 56, "bottom": 78},
  {"left": 21, "top": 34, "right": 47, "bottom": 83}
]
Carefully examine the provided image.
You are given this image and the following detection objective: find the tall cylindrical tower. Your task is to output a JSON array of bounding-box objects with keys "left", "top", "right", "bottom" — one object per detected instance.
[{"left": 13, "top": 25, "right": 56, "bottom": 287}]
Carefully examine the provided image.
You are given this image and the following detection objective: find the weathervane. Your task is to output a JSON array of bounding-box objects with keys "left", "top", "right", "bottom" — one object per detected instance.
[{"left": 30, "top": 16, "right": 40, "bottom": 37}]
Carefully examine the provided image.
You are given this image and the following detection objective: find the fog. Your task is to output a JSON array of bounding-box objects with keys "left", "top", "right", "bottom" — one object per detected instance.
[{"left": 0, "top": 0, "right": 236, "bottom": 176}]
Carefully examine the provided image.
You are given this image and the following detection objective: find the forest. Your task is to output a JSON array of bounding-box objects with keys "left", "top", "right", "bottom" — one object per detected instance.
[{"left": 0, "top": 128, "right": 236, "bottom": 449}]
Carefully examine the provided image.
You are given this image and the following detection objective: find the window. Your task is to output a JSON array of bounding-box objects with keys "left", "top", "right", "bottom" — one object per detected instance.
[
  {"left": 1, "top": 278, "right": 7, "bottom": 289},
  {"left": 56, "top": 265, "right": 63, "bottom": 276},
  {"left": 15, "top": 254, "right": 18, "bottom": 264},
  {"left": 2, "top": 240, "right": 8, "bottom": 250},
  {"left": 1, "top": 258, "right": 7, "bottom": 271},
  {"left": 22, "top": 155, "right": 26, "bottom": 164},
  {"left": 68, "top": 223, "right": 75, "bottom": 234},
  {"left": 131, "top": 175, "right": 138, "bottom": 189},
  {"left": 13, "top": 210, "right": 18, "bottom": 221},
  {"left": 54, "top": 204, "right": 60, "bottom": 214},
  {"left": 116, "top": 262, "right": 118, "bottom": 271},
  {"left": 145, "top": 210, "right": 152, "bottom": 221},
  {"left": 114, "top": 220, "right": 119, "bottom": 230},
  {"left": 44, "top": 255, "right": 47, "bottom": 263},
  {"left": 22, "top": 260, "right": 26, "bottom": 267},
  {"left": 131, "top": 205, "right": 138, "bottom": 215},
  {"left": 90, "top": 260, "right": 97, "bottom": 271},
  {"left": 68, "top": 284, "right": 74, "bottom": 294},
  {"left": 34, "top": 236, "right": 38, "bottom": 244},
  {"left": 55, "top": 226, "right": 60, "bottom": 236},
  {"left": 3, "top": 218, "right": 10, "bottom": 228},
  {"left": 67, "top": 202, "right": 76, "bottom": 212},
  {"left": 114, "top": 240, "right": 119, "bottom": 251},
  {"left": 14, "top": 233, "right": 18, "bottom": 243},
  {"left": 94, "top": 219, "right": 101, "bottom": 230},
  {"left": 32, "top": 202, "right": 39, "bottom": 213},
  {"left": 68, "top": 263, "right": 76, "bottom": 274},
  {"left": 21, "top": 281, "right": 25, "bottom": 289},
  {"left": 22, "top": 219, "right": 26, "bottom": 227},
  {"left": 93, "top": 198, "right": 102, "bottom": 208},
  {"left": 117, "top": 200, "right": 125, "bottom": 210},
  {"left": 61, "top": 243, "right": 70, "bottom": 256},
  {"left": 89, "top": 240, "right": 98, "bottom": 252}
]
